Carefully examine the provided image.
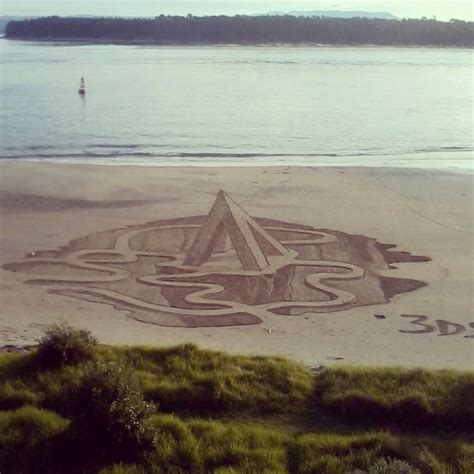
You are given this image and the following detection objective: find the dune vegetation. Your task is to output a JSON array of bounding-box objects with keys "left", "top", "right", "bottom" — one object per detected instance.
[{"left": 0, "top": 323, "right": 473, "bottom": 473}]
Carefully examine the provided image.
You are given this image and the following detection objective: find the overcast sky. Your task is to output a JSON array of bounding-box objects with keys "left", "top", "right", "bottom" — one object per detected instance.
[{"left": 1, "top": 1, "right": 472, "bottom": 21}]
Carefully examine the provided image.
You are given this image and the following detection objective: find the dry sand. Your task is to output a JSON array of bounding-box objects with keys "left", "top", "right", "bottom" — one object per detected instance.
[{"left": 0, "top": 161, "right": 473, "bottom": 369}]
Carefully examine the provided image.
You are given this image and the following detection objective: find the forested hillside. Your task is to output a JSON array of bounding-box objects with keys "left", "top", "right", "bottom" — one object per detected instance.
[{"left": 5, "top": 15, "right": 473, "bottom": 47}]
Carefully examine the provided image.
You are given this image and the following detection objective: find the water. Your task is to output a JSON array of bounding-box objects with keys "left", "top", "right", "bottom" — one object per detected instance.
[{"left": 1, "top": 39, "right": 472, "bottom": 171}]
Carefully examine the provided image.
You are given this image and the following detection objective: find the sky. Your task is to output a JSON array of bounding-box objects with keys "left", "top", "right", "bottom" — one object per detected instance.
[{"left": 1, "top": 1, "right": 472, "bottom": 21}]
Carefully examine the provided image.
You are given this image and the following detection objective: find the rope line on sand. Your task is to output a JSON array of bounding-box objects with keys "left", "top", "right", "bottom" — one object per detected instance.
[{"left": 373, "top": 170, "right": 473, "bottom": 236}]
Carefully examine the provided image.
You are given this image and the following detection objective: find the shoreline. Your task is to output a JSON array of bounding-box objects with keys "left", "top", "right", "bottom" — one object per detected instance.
[
  {"left": 4, "top": 36, "right": 473, "bottom": 50},
  {"left": 0, "top": 157, "right": 472, "bottom": 175},
  {"left": 0, "top": 162, "right": 472, "bottom": 369}
]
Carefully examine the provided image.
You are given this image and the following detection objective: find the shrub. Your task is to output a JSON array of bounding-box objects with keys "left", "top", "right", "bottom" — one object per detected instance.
[
  {"left": 37, "top": 322, "right": 97, "bottom": 367},
  {"left": 71, "top": 361, "right": 157, "bottom": 463}
]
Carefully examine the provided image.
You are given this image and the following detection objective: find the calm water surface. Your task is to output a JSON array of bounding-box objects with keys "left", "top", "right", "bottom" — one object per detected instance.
[{"left": 0, "top": 40, "right": 472, "bottom": 170}]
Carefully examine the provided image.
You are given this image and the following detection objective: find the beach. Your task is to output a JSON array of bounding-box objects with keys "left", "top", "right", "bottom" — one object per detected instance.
[{"left": 0, "top": 161, "right": 472, "bottom": 369}]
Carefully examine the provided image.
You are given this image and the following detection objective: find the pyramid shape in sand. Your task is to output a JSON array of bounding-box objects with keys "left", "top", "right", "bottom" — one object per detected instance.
[{"left": 184, "top": 191, "right": 289, "bottom": 271}]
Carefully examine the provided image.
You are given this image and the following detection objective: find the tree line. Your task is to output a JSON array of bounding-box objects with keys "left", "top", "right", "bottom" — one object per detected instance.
[{"left": 5, "top": 15, "right": 474, "bottom": 47}]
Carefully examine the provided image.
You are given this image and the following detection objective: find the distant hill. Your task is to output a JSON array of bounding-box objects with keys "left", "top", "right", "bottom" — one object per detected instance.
[
  {"left": 266, "top": 10, "right": 398, "bottom": 20},
  {"left": 5, "top": 15, "right": 473, "bottom": 47},
  {"left": 0, "top": 15, "right": 107, "bottom": 34},
  {"left": 0, "top": 11, "right": 397, "bottom": 35}
]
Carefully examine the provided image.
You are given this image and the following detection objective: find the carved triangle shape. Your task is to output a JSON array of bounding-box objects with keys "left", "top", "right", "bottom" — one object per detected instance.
[{"left": 183, "top": 191, "right": 289, "bottom": 271}]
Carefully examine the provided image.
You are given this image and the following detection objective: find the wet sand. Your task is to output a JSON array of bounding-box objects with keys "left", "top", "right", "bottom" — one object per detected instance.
[{"left": 0, "top": 162, "right": 472, "bottom": 369}]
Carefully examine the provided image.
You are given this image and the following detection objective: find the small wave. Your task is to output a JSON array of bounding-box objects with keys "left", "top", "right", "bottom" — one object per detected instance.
[
  {"left": 0, "top": 151, "right": 342, "bottom": 160},
  {"left": 93, "top": 144, "right": 142, "bottom": 149},
  {"left": 1, "top": 146, "right": 472, "bottom": 161},
  {"left": 174, "top": 152, "right": 339, "bottom": 158},
  {"left": 0, "top": 143, "right": 168, "bottom": 152},
  {"left": 0, "top": 152, "right": 152, "bottom": 159},
  {"left": 415, "top": 146, "right": 472, "bottom": 152}
]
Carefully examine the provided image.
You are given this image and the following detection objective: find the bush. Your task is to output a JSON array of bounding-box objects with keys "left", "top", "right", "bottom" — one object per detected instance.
[
  {"left": 37, "top": 322, "right": 97, "bottom": 367},
  {"left": 71, "top": 362, "right": 157, "bottom": 463}
]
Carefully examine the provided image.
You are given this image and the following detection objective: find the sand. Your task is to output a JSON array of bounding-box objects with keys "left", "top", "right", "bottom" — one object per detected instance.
[{"left": 0, "top": 161, "right": 473, "bottom": 369}]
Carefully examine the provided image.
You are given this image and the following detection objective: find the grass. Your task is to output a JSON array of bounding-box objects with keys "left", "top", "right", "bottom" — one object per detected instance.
[
  {"left": 109, "top": 344, "right": 314, "bottom": 416},
  {"left": 0, "top": 338, "right": 473, "bottom": 473},
  {"left": 312, "top": 367, "right": 474, "bottom": 430},
  {"left": 0, "top": 343, "right": 314, "bottom": 417},
  {"left": 0, "top": 406, "right": 70, "bottom": 472},
  {"left": 146, "top": 415, "right": 289, "bottom": 473}
]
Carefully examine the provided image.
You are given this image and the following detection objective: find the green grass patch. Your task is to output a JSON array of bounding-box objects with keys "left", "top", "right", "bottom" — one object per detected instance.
[
  {"left": 0, "top": 406, "right": 70, "bottom": 472},
  {"left": 3, "top": 413, "right": 470, "bottom": 473},
  {"left": 0, "top": 343, "right": 314, "bottom": 418},
  {"left": 145, "top": 415, "right": 289, "bottom": 473},
  {"left": 312, "top": 367, "right": 474, "bottom": 429},
  {"left": 106, "top": 343, "right": 313, "bottom": 415},
  {"left": 1, "top": 344, "right": 472, "bottom": 429},
  {"left": 0, "top": 339, "right": 473, "bottom": 473},
  {"left": 288, "top": 432, "right": 474, "bottom": 473}
]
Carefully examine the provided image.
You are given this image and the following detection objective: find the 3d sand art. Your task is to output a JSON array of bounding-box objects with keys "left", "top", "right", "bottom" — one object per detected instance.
[{"left": 5, "top": 191, "right": 430, "bottom": 327}]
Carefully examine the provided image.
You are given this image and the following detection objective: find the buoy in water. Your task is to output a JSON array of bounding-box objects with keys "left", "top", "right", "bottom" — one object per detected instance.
[{"left": 78, "top": 77, "right": 86, "bottom": 95}]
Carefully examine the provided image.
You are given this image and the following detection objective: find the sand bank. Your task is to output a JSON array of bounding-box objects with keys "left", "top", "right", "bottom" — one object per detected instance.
[{"left": 0, "top": 162, "right": 472, "bottom": 369}]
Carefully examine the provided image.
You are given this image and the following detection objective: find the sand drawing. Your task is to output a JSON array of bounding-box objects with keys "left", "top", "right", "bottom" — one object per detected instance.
[
  {"left": 4, "top": 191, "right": 431, "bottom": 327},
  {"left": 399, "top": 315, "right": 474, "bottom": 337}
]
